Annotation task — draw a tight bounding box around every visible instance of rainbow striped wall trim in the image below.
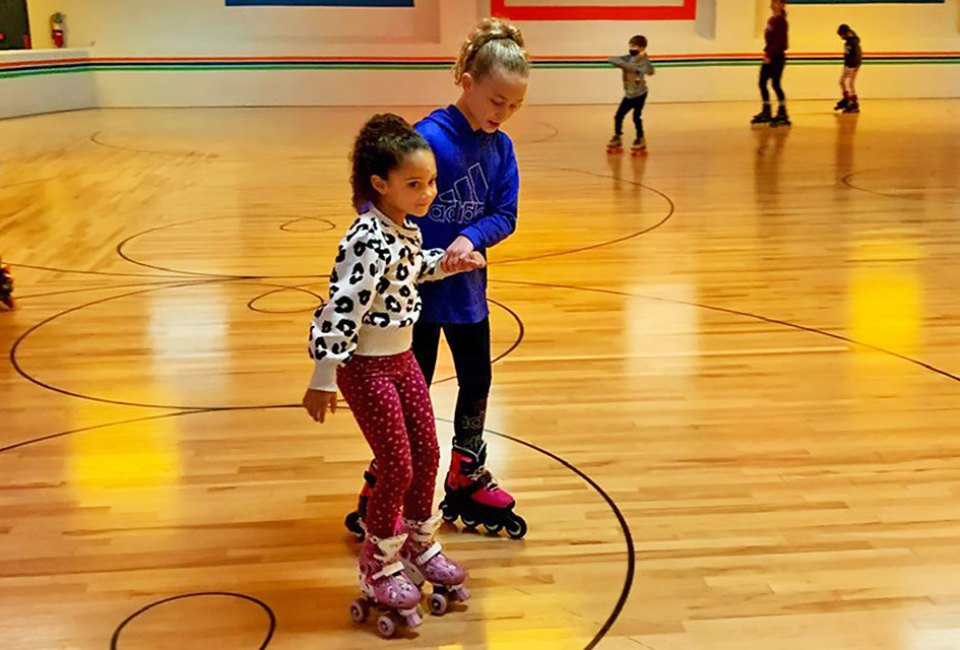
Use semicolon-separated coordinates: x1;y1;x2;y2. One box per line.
2;53;959;79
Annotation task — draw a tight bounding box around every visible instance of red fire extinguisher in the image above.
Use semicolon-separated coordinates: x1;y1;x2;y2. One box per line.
50;12;65;48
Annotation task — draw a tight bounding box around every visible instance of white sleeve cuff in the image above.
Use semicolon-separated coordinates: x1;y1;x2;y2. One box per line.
309;361;338;392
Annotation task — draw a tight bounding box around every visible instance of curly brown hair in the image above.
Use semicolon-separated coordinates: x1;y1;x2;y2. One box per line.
350;113;431;213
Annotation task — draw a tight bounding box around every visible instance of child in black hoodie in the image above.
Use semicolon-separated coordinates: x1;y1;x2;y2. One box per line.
836;24;863;113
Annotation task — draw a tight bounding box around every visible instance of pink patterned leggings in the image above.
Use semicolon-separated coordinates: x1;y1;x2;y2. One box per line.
337;350;440;539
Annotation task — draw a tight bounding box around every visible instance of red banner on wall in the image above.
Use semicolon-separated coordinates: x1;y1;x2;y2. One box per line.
490;0;697;20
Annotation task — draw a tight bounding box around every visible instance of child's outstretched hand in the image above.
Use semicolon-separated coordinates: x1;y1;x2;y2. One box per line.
437;238;485;273
303;388;337;423
441;235;476;273
459;251;486;271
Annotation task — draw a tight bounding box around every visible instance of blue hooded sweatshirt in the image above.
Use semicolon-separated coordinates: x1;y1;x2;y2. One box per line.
414;105;520;324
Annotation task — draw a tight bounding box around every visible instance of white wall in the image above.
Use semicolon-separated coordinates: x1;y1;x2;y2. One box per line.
27;0;958;56
9;0;960;114
25;0;471;53
0;49;96;119
512;0;960;55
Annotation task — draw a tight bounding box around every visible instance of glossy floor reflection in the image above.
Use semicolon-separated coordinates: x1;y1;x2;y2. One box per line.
1;100;959;649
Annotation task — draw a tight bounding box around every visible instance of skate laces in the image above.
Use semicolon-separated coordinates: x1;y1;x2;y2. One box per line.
470;465;500;492
452;444;501;492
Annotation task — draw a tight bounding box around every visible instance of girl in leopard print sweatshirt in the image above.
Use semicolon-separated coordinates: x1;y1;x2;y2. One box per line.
302;114;483;620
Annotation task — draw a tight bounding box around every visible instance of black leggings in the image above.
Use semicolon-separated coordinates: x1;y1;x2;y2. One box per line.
759;56;786;103
614;93;648;138
413;318;491;396
413;318;492;449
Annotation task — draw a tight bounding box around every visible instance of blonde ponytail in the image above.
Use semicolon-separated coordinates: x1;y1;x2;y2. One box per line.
453;18;530;85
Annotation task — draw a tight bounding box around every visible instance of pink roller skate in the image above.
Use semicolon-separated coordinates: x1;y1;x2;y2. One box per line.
349;533;424;638
0;259;14;310
401;514;469;616
440;443;527;539
344;460;377;540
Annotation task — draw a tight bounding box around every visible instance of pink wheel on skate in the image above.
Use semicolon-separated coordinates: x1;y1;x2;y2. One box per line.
349;599;369;623
429;592;449;616
376;614;397;638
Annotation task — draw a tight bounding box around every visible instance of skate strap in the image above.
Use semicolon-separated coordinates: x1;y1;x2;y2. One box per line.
406;513;443;542
372;561;405;581
371;533;407;565
420;513;443;535
415;541;443;566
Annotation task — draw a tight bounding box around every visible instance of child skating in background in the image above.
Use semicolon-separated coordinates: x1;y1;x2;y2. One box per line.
752;0;791;127
0;258;13;310
344;17;531;542
607;35;655;154
302;113;483;638
835;24;862;114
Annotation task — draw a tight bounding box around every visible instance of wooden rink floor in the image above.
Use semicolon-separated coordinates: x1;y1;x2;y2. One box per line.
1;99;960;649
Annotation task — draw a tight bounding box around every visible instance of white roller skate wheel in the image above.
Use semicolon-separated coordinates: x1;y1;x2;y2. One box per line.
440;505;458;524
376;613;397;638
429;592;449;616
349;599;369;624
506;515;528;540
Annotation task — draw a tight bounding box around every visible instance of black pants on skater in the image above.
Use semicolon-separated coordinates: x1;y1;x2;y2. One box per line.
759;56;786;103
412;318;491;453
614;93;648;139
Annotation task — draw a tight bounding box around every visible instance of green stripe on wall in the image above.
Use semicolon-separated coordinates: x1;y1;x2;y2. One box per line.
3;57;959;79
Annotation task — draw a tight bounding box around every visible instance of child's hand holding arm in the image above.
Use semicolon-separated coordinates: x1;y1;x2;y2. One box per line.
457;251;486;272
419;246;485;281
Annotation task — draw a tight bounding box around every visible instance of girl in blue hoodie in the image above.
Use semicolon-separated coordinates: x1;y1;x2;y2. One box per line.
344;18;530;541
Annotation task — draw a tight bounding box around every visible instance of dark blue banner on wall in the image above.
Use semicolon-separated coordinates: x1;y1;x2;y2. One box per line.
226;0;413;6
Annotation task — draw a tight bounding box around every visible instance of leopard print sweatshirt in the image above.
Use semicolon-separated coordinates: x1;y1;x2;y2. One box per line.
308;205;456;392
